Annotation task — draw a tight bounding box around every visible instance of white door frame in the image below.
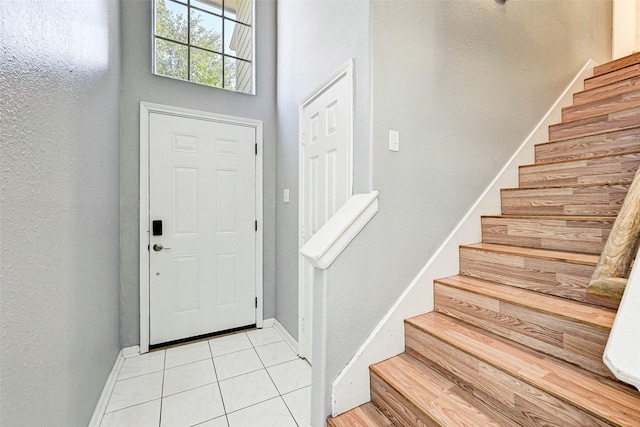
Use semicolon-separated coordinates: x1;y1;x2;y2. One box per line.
298;60;354;361
139;102;264;354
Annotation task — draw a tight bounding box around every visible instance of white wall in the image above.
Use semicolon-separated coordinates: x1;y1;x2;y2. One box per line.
278;0;613;422
276;0;371;341
0;0;121;425
119;0;277;347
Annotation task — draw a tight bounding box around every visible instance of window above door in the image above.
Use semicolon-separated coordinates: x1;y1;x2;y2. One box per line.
153;0;254;94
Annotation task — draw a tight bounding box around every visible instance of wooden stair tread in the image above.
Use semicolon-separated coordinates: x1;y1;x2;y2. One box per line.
407;313;640;426
520;150;640;188
371;354;506;427
482;214;616;221
436;275;615;330
460;243;599;265
503;180;633;191
524;148;640;169
551;104;640;127
562;90;640;122
535;126;640;164
574;75;640;107
549;105;640;141
538;123;640;146
327;402;393;427
593;52;640;77
501;182;630;216
585;63;640;91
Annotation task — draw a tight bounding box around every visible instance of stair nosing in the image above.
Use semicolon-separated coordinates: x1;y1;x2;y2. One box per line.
459;243;599;266
407;313;640;426
435;275;615;330
520;148;640;169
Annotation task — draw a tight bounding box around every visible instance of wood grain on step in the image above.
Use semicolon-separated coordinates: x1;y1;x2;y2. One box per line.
563;89;640;122
327;403;393;427
520;151;640;188
585;63;640;91
434;277;613;378
549;106;640;140
405;317;613;427
481;215;613;254
501;182;630;216
574;75;640;106
535;126;640;164
406;313;640;427
371;354;506;427
435;275;614;329
460;244;597;304
593;52;640;77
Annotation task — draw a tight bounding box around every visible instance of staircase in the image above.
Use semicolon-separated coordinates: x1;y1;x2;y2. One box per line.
328;54;640;426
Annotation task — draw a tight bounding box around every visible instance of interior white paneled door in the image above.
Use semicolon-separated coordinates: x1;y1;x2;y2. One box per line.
149;112;256;345
299;65;353;363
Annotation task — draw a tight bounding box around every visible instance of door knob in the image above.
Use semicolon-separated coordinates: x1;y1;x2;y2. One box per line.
153;243;171;252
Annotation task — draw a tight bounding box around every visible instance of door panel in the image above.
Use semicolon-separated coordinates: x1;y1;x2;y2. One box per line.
299;73;352;362
149;113;256;345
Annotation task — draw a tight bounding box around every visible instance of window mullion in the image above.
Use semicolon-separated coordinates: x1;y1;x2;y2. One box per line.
187;0;191;81
222;0;226;88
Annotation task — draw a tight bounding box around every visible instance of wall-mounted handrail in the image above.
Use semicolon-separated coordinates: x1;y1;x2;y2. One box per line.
587;168;640;300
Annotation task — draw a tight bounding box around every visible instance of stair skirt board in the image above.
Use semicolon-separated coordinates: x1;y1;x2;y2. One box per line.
329;59;597;417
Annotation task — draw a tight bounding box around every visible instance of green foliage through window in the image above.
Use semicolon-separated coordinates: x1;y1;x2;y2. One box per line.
154;0;253;94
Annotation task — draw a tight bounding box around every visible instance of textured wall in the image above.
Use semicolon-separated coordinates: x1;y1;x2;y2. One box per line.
277;0;613;419
119;0;277;347
0;0;121;425
276;0;371;340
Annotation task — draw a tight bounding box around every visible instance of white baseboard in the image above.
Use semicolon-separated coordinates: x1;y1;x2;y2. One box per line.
330;60;597;416
88;349;125;427
274;319;300;354
122;345;140;358
262;317;275;327
263;317;299;354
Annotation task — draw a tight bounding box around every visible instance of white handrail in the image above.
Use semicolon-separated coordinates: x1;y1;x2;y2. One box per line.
603;245;640;391
300;191;378;270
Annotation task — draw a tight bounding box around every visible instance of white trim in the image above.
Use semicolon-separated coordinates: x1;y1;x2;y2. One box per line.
122;345;141;359
88;350;125;427
330;60;597;416
139;102;264;354
262;318;275;327
298;59;355;361
273;318;299;354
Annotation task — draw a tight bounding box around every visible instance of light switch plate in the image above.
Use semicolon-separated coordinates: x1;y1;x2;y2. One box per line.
389;130;400;152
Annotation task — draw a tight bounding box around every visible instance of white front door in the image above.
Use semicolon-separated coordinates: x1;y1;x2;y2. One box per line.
149;112;257;345
299;63;353;362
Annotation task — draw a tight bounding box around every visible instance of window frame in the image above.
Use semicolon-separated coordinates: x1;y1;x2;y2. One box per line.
152;0;256;95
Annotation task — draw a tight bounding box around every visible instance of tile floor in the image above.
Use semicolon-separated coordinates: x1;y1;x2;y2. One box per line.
99;327;311;427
